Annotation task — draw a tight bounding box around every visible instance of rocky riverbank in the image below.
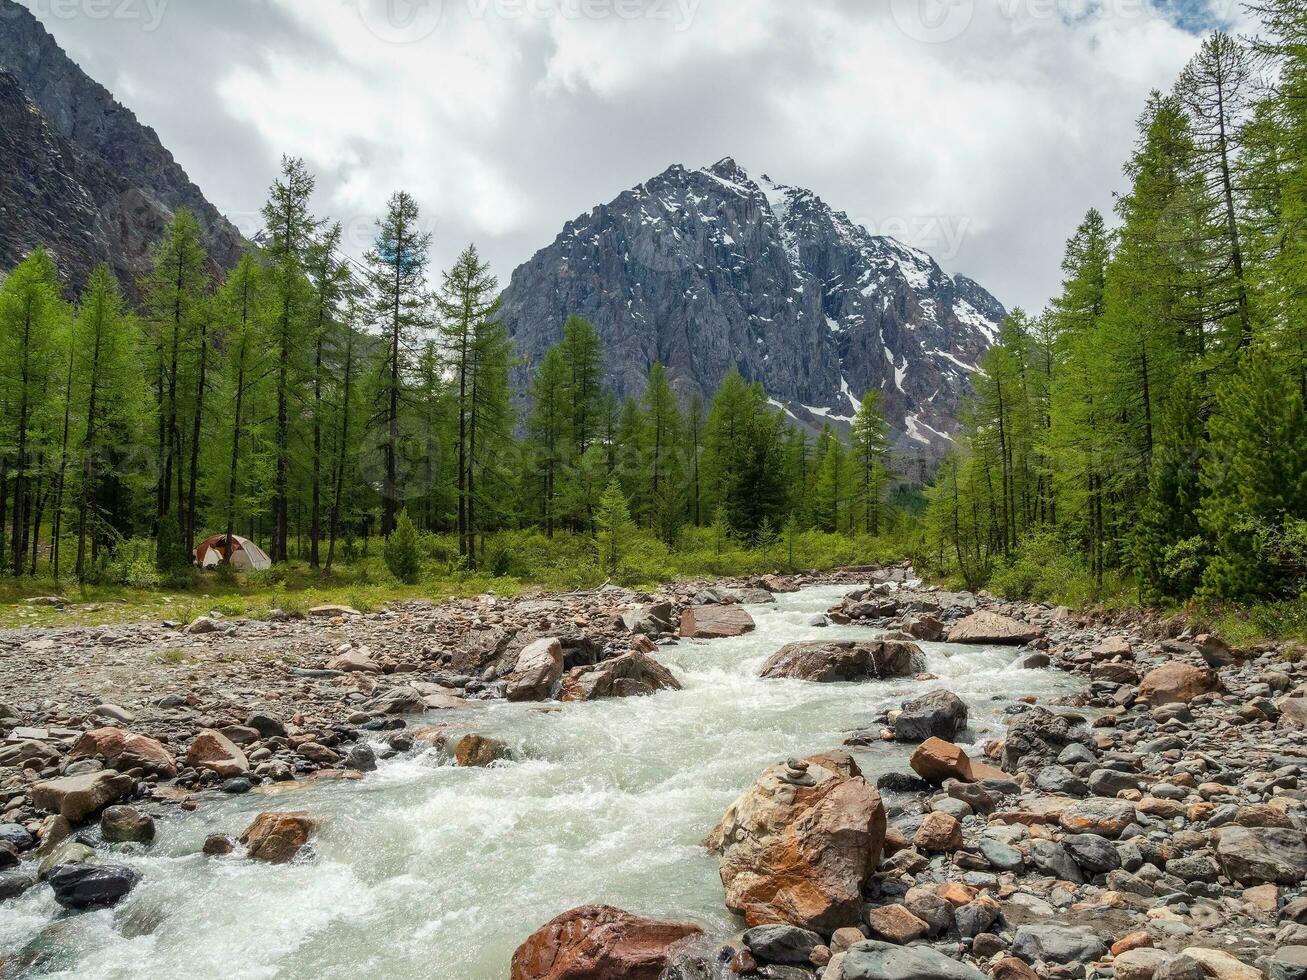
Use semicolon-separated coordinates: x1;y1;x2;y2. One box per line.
507;581;1307;980
4;570;1307;979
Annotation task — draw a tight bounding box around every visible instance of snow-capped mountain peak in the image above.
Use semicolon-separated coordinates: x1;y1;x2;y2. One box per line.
501;158;1005;459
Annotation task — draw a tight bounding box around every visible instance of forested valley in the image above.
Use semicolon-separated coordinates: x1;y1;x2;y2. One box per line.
2;8;1305;643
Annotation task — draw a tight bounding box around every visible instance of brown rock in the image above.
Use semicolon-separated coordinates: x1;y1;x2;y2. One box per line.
909;737;1007;784
505;638;565;702
239;811;318;863
187;729;249;778
1111;931;1154;955
991;957;1041;980
327;649;381;673
510;904;702;980
455;734;512;767
913;811;962;852
559;652;680;702
1059;799;1136;839
1137;662;1218;705
945;611;1041;645
867;904;929;944
759;640;923;682
679;604;755;638
70;726;177;777
707;755;886;930
32;771;134;823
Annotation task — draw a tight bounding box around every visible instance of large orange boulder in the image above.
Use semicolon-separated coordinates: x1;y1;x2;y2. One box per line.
70;727;177;777
239;811;318;863
1137;662;1218;705
706;752;886;931
510;905;703;980
909;737;1008;785
680;605;755;638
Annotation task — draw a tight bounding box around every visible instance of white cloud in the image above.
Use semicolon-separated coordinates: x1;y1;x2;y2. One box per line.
24;0;1218;310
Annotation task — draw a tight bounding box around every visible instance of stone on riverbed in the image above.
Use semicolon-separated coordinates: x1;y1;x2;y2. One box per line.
833;940;988;979
101;805;155;844
759;639;923;683
239;811;318;863
707;752;885;931
679;604;755;638
1137;661;1219;705
893;690;968;742
559;651;680;701
505;638;564;702
945;611;1041;645
1216;826;1307;885
510;904;703;980
909;738;1007;785
70;726;177;777
32;770;135;823
186;729;249;778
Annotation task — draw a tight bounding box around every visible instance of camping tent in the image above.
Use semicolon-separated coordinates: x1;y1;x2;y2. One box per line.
195;534;272;570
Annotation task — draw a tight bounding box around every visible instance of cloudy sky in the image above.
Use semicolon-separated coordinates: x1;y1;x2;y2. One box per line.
19;0;1248;311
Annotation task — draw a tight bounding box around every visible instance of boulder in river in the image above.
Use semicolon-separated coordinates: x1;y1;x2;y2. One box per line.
759;639;923;683
706;752;885;931
47;862;140;911
559;651;681;701
1136;661;1218;705
945;611;1041;645
505;638;564;702
893;690;968;742
510;904;703;980
679;604;755;638
100;805;155;844
31;770;134;823
455;734;512;767
70;727;177;777
239;811;318;863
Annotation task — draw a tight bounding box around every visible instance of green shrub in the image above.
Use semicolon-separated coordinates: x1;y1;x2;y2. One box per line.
384;511;422;584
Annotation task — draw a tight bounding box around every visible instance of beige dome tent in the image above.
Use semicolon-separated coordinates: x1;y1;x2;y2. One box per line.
195;534;272;570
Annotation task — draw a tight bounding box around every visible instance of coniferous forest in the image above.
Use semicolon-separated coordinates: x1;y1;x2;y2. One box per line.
1;7;1305;634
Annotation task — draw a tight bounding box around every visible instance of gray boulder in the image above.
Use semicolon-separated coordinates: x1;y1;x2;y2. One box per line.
1217;826;1307;885
894;690;968;742
1011;924;1107;965
742;924;822;964
836;940;988;979
47;862;140;910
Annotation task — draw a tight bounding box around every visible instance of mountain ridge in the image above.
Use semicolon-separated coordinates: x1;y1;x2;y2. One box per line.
0;0;241;291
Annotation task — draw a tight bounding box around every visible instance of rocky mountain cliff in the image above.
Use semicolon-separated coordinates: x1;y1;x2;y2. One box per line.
0;0;240;292
501;158;1005;462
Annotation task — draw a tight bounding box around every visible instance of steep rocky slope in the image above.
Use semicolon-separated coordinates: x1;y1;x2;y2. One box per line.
0;0;240;291
501;158;1005;460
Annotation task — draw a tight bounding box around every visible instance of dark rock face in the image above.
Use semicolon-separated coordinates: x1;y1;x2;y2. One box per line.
47;862;140;911
0;0;241;293
501;157;1004;461
894;690;968;742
